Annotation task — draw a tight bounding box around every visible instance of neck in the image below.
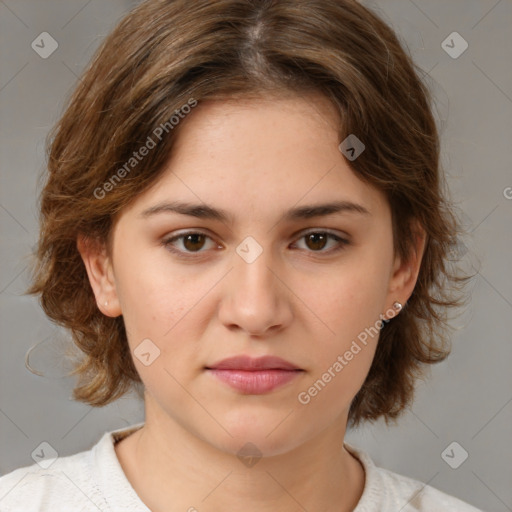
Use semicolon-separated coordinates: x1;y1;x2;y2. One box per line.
115;398;365;512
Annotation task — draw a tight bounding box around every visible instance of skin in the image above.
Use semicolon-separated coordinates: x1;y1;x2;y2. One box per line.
78;93;426;512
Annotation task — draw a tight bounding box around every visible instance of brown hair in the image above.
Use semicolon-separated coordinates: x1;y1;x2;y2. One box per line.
28;0;471;428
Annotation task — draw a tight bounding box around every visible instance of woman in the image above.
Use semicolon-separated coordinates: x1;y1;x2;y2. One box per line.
0;0;481;510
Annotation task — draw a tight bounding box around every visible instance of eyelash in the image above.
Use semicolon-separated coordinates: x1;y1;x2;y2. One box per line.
161;230;350;259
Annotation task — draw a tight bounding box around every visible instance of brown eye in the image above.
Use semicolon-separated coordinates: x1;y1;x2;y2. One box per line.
305;232;329;251
182;233;206;252
293;231;350;254
162;231;217;256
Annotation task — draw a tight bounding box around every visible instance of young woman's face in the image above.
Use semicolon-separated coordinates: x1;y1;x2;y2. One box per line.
99;94;416;455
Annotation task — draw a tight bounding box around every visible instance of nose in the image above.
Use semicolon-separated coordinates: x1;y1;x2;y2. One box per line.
217;247;293;337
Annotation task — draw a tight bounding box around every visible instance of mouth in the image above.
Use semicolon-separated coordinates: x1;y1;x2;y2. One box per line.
206;355;302;371
205;355;304;394
205;369;303;394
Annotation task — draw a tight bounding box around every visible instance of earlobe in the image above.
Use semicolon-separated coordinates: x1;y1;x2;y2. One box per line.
76;234;122;317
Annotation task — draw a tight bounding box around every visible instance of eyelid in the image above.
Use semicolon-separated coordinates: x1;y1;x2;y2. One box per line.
296;227;350;241
162;228;351;257
290;229;350;253
162;230;220;253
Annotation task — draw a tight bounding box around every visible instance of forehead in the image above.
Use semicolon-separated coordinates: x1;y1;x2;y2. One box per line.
171;93;342;158
120;94;388;222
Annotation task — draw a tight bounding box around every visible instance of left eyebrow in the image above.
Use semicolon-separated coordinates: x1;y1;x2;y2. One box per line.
138;199;371;224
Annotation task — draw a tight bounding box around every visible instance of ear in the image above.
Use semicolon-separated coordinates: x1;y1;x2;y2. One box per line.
77;233;122;317
385;220;427;317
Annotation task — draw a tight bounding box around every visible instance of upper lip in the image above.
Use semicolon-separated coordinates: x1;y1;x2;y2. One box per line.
206;355;302;371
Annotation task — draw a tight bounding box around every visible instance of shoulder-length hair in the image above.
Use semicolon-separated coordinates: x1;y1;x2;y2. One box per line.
28;0;470;428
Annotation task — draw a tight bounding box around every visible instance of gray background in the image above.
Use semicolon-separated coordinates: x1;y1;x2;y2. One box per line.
0;1;511;510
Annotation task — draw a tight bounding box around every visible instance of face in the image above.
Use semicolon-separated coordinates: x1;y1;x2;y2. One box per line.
80;94;422;456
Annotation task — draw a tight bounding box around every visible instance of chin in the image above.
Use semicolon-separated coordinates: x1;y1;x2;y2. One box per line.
203;410;312;458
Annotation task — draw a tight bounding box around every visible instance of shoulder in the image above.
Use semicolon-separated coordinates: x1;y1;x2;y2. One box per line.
344;442;484;512
0;423;146;512
0;446;106;512
377;465;483;511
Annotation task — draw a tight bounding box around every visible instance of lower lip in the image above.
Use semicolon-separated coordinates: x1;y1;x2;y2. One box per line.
206;369;302;394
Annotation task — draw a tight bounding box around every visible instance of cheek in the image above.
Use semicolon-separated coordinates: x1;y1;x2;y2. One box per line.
114;264;204;393
113;250;217;375
303;247;392;381
315;258;390;333
296;270;386;415
113;240;191;326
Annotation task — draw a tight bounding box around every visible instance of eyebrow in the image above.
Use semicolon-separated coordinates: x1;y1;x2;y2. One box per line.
139;199;370;223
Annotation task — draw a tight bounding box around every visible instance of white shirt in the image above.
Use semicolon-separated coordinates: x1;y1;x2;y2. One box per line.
0;423;483;511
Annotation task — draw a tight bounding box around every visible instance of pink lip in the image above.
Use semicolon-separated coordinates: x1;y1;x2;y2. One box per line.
207;355;301;371
205;355;303;394
208;369;301;393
